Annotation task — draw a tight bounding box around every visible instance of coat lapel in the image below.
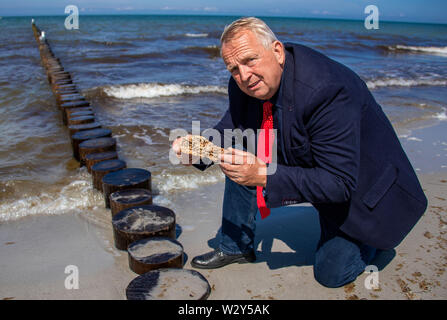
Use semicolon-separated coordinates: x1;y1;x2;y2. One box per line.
275;49;295;166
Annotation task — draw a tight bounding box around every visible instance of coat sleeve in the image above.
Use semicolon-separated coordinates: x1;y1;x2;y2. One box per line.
265;84;362;207
192;108;235;171
193;78;239;171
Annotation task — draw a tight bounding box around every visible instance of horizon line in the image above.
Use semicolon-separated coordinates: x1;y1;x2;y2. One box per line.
1;12;446;26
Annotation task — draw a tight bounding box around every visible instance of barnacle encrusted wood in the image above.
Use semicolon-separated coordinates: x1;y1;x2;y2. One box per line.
179;135;224;162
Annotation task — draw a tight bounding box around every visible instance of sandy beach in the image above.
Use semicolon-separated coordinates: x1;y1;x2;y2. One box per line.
1;150;446;300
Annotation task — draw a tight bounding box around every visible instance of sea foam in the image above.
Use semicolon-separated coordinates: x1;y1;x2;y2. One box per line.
388;45;447;56
0;178;103;222
434;108;447;121
153;169;224;194
185;33;208;37
102;83;226;99
366;77;447;89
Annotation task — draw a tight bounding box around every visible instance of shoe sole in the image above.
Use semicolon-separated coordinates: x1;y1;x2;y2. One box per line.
191;257;255;269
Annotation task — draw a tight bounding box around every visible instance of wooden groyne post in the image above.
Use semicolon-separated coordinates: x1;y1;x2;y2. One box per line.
31;20;210;300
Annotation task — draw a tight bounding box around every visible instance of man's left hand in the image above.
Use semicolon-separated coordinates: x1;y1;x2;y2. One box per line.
219;148;267;187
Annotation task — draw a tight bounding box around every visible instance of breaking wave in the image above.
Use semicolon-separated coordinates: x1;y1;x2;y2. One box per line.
384;45;447;56
154;169;224;194
0;172;103;222
185;33;208;37
434;107;447;121
366;77;447;89
101;82;227;99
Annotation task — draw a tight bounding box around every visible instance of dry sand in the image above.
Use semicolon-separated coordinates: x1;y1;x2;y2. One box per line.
1;171;446;300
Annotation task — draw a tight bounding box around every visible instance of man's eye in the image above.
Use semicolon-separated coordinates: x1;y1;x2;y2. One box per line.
247;58;257;65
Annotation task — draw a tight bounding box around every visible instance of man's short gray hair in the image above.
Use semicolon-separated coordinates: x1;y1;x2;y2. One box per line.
220;17;278;50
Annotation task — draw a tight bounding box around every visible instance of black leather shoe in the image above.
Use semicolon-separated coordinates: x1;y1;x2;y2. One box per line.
191;248;256;269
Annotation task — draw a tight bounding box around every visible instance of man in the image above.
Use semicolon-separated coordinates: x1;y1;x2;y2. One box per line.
172;17;427;288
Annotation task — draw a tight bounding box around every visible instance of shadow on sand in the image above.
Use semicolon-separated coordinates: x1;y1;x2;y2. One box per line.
207;205;322;270
206;205;396;271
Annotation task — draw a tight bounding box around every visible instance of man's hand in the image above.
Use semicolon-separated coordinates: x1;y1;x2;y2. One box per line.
219;148;267;187
172;136;193;166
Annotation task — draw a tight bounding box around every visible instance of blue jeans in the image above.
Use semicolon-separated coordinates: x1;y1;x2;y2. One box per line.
219;176;377;288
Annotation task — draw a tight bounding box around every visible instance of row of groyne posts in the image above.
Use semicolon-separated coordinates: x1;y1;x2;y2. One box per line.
31;21;211;300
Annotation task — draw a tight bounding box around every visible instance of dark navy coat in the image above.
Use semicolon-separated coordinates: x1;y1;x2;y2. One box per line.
199;43;427;250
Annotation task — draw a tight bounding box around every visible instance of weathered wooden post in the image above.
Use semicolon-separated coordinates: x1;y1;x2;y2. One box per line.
68;122;102;136
78;137;117;166
102;168;151;208
85;151;118;173
126;269;211;300
71;128;112;161
111;204;175;250
109;188;153;217
127;237;183;274
91;159;127;191
67;115;95;126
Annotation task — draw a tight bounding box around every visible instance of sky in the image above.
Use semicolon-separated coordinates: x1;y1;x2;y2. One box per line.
1;0;446;24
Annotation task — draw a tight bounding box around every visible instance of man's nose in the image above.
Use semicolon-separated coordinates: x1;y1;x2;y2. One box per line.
239;65;251;82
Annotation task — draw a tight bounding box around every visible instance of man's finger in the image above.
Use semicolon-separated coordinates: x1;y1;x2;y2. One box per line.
221;153;248;165
227;147;249;156
220;166;240;181
219;162;240;172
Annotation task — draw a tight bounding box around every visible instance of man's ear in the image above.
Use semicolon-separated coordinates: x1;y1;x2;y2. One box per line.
272;40;285;66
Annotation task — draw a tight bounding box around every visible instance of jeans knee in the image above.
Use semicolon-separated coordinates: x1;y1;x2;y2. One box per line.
313;260;349;288
313;237;366;288
313;265;350;288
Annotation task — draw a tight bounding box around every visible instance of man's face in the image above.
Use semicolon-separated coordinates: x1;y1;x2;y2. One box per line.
221;30;285;100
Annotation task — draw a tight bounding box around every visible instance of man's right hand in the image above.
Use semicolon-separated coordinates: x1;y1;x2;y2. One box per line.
172;136;193;166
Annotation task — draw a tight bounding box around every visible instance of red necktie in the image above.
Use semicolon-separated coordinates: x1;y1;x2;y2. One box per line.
257;101;274;219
